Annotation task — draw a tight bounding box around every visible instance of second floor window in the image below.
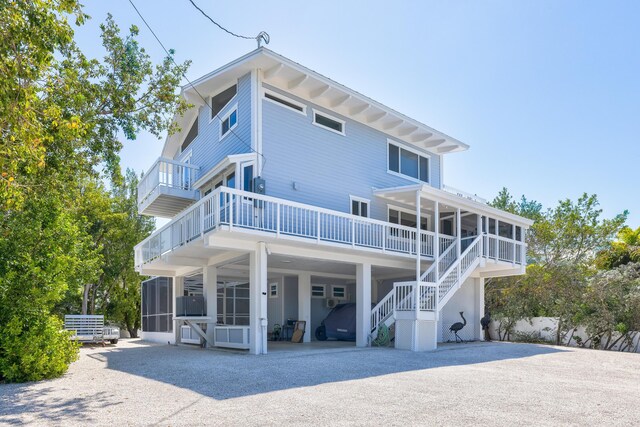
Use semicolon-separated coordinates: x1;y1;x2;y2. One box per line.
388;142;429;183
211;84;237;119
313;110;345;135
181;117;198;152
221;109;237;139
350;197;369;217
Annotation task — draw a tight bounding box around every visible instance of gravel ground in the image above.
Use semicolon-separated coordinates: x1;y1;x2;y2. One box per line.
1;339;639;426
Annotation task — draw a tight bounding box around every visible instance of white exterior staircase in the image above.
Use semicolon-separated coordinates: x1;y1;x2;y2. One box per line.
370;234;484;338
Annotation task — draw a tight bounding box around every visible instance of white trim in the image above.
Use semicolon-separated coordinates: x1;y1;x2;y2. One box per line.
208;83;238;124
219;104;239;140
349;195;370;218
263;88;307;115
192;153;257;190
311;284;326;298
387;139;430;184
312;108;346;136
268;282;278;298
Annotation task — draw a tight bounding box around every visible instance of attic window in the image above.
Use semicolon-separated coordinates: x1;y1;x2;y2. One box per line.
264;90;306;114
211;84;237;119
181;117;198;152
312;110;345;135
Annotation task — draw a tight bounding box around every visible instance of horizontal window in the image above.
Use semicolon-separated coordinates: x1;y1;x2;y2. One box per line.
311;285;326;298
388;208;428;230
211;84;237;119
312;110;345;135
388;142;429;183
220;108;238;139
332;286;346;299
264;90;306;114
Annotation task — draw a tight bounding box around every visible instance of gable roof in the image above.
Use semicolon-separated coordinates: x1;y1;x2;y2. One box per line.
163;48;469;158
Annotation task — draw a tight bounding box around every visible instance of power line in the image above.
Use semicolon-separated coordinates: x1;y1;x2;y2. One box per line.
127;0;266;173
188;0;250;39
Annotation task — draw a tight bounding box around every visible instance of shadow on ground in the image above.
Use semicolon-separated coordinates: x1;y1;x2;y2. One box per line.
0;388;119;425
100;340;565;400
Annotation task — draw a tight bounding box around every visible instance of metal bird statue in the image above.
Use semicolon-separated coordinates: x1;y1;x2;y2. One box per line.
449;311;467;343
481;310;492;341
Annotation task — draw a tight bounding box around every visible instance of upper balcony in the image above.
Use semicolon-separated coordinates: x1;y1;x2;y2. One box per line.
138;158;201;218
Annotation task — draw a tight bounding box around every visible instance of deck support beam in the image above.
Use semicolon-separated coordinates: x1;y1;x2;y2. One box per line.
356;263;372;347
297;272;312;343
249;242;268;354
203;265;217;347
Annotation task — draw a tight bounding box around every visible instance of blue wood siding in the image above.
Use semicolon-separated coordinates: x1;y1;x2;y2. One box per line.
261;84;442;222
175;73;253;175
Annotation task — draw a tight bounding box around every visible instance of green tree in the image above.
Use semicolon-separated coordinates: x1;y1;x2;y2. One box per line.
0;1;188;382
577;263;640;351
486;190;628;344
595;226;640;270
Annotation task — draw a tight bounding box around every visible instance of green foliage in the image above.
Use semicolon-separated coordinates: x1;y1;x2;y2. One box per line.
595;227;640;270
577;263;640;351
0;1;187;381
486;189;629;344
0;315;79;382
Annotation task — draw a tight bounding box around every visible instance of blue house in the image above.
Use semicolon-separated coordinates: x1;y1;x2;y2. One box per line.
135;48;532;353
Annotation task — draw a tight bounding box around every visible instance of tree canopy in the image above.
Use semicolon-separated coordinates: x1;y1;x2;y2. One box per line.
0;0;188;382
486;188;635;348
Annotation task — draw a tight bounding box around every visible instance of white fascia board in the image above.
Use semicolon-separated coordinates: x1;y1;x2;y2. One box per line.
168;48;469;158
192;153;257;189
258;48;470;153
373;184;535;227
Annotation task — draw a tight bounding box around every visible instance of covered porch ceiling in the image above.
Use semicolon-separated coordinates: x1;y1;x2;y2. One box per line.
374;184;534;227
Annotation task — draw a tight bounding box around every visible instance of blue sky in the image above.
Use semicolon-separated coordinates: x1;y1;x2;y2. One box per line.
74;1;639;226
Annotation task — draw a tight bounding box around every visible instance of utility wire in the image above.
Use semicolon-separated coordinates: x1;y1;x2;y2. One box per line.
127;0;266;173
187;0;254;40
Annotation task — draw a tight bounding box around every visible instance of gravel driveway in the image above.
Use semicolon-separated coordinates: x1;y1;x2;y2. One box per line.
1;339;639;426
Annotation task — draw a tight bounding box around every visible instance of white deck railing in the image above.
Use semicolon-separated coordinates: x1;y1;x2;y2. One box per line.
441;185;487;204
135;187;446;267
137;157;200;207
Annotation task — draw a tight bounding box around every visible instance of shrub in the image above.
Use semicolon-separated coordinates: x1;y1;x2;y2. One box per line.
0;314;79;383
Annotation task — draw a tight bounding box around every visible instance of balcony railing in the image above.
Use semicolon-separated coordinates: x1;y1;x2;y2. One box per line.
135;187;457;268
138;157;200;208
442;184;487;204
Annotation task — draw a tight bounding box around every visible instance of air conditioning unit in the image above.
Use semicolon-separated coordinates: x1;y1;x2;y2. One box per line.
326;298;338;309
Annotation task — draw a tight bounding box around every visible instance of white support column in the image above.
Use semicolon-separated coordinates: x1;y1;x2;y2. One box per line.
202;265;217;347
456;208;461;258
476;277;485;341
249;243;268;354
414;190;421;319
297;272;311;343
173;276;184;345
434;202;440;280
356;263;372;347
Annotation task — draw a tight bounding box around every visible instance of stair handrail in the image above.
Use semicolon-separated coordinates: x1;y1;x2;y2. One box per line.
420;238;457;282
370;290;395;333
436;234;483;302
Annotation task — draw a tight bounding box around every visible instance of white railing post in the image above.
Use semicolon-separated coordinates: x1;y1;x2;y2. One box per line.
317;211;321;243
276;203;281;237
512;224;516;265
229;192;234;230
495;219;499;260
214;192;220;227
200;203;204;237
351;219;355;248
